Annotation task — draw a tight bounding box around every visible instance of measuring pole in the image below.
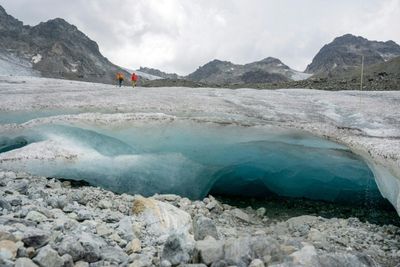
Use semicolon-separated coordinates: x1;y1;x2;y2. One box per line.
360;55;364;91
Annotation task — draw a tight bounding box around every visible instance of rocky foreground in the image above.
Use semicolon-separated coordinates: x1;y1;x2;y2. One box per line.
0;170;399;267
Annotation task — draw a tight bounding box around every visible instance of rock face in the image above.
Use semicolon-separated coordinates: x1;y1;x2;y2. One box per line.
0;5;128;84
306;34;400;75
185;57;308;85
138;67;180;80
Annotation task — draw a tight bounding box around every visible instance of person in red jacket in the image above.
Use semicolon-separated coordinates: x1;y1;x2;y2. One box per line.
131;72;138;88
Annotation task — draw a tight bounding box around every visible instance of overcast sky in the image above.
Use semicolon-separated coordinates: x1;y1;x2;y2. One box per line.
1;0;399;75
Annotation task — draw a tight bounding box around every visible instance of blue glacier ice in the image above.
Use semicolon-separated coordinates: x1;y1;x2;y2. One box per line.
0;121;386;207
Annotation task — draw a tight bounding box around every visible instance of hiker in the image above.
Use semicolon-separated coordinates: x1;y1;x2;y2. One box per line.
116;72;124;87
131;72;138;88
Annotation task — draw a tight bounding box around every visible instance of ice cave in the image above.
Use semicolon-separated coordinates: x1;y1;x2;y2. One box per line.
0;120;391;210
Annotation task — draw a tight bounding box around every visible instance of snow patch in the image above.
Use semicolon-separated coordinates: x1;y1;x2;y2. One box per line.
31;54;42;64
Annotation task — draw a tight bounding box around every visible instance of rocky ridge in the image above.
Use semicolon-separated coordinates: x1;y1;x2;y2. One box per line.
0;170;399;267
306;34;400;76
0;5;129;84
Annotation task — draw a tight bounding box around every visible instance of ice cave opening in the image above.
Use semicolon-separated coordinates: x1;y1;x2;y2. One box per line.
0;120;397;222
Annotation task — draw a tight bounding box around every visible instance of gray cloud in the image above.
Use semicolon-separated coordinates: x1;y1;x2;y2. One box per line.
1;0;399;75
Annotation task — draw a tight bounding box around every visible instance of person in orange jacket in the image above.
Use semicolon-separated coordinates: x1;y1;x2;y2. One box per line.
131;72;138;88
116;72;124;87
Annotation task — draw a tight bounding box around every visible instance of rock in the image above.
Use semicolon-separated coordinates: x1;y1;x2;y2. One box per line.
15;257;39;267
118;216;135;241
33;245;64;267
161;232;195;265
0;199;12;211
74;261;89;267
78;233;104;263
160;260;172;267
223;236;252;266
98;200;112;209
290;243;318;266
256;208;266;217
0;258;14;267
95;224;112;237
0;231;17;242
317;252;380;267
100;246;129;264
126;238;141;254
57;236;84;262
132;196;192;237
193;216;219;241
21;229;50;248
229;209;252;223
76;209;92;222
179;264;207;267
26;211;47;223
249;259;265;267
194;236;224;265
61;254;74;267
0;240;18;260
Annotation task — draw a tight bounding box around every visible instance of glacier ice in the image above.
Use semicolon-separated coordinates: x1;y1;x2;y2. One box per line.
0;121;388;208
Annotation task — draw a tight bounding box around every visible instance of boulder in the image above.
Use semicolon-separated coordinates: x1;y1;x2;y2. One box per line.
194;236;224;265
0;240;18;260
223;236;252;267
132;196;192;237
26;211;47;223
193;216;219;241
161;232;195;265
33;245;64;267
21;229;50;248
249;259;265;267
15;257;39;267
57;236;84;261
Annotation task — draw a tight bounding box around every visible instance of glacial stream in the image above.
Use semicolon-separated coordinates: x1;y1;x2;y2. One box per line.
0;119;398;223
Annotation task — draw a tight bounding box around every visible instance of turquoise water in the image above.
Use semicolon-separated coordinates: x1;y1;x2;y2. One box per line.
0;121;386;208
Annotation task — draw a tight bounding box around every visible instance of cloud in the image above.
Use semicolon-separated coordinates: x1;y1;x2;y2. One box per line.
1;0;399;75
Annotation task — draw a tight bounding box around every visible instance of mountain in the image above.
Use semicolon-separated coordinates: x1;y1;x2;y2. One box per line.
306;34;400;76
185;57;310;85
137;67;179;80
0;5;129;84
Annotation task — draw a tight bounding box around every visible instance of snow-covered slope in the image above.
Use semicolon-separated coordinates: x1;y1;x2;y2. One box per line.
0;50;40;77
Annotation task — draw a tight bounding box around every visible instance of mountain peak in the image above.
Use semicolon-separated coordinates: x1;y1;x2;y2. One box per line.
0;5;24;32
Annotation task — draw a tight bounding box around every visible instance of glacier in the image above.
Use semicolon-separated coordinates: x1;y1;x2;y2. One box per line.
0;76;400;214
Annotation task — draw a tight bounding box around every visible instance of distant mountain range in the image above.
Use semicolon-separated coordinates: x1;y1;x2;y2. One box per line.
0;4;399;89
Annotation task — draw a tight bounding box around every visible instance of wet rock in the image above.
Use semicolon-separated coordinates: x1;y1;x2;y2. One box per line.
161;232;195;265
15;257;39;267
33;245;64;267
193;216;219;240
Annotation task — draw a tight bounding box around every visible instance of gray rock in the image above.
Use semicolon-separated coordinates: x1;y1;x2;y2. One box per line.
76;209;92;222
194;236;224;265
101;246;129;264
74;261;89;267
256;208;266;217
223;236;252;267
33;245;64;267
0;199;12;211
178;264;207;267
0;258;15;267
229;209;252;223
15;257;39;267
118;216;135;241
26;211;47;223
61;254;74;267
78;232;105;263
162;232;195;265
57;236;84;261
21;229;50;248
318;252;380;267
193;216;219;241
249;259;265;267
